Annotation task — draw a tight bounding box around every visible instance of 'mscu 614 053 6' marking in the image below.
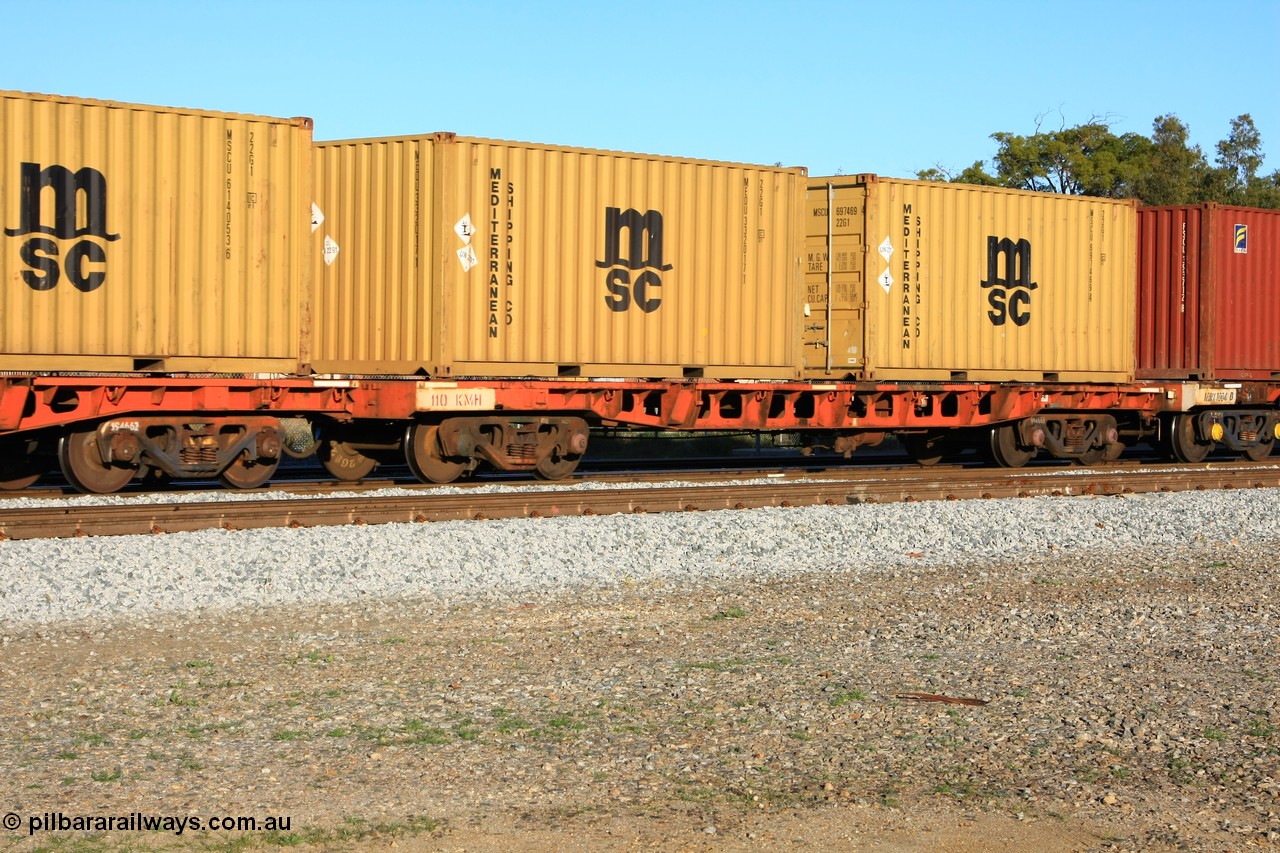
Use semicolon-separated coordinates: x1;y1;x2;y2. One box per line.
4;162;121;292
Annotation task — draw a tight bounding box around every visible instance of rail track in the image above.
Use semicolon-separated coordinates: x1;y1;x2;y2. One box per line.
2;460;1278;540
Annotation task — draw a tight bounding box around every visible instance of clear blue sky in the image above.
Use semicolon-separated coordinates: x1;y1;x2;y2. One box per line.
7;0;1278;179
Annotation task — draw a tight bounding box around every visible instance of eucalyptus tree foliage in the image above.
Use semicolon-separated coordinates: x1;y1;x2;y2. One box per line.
919;113;1279;208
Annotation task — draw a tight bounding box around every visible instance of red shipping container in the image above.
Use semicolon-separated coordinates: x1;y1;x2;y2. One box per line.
1137;204;1280;380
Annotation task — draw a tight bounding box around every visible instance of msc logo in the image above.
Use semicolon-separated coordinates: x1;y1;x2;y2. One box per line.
979;236;1038;327
4;161;120;292
1234;224;1248;254
596;207;672;313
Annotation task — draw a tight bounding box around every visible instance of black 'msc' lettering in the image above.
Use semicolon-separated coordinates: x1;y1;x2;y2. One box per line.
597;207;673;314
4;161;120;292
979;236;1038;327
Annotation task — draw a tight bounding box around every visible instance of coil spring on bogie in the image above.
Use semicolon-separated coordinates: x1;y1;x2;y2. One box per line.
505;443;538;462
181;442;219;466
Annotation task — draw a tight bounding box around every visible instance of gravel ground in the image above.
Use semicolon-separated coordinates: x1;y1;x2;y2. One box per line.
1;491;1278;851
0;488;1278;627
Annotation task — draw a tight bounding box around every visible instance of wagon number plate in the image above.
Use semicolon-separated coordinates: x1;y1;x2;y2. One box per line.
1194;387;1236;406
415;384;496;411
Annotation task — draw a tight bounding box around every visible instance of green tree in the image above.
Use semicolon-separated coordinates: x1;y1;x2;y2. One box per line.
919;113;1279;209
1210;114;1280;207
1132;114;1209;206
920;117;1149;197
916;162;1001;186
1215;114;1264;198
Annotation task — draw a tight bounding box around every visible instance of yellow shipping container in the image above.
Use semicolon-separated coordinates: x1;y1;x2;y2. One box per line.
0;90;312;372
803;175;1136;382
311;134;805;379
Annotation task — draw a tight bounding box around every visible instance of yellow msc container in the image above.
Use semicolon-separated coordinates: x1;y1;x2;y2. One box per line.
0;90;312;372
803;175;1136;382
311;134;805;379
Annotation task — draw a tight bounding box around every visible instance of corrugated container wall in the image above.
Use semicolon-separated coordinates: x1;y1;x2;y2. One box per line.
1137;204;1280;380
311;134;805;378
803;176;1137;382
0;90;312;371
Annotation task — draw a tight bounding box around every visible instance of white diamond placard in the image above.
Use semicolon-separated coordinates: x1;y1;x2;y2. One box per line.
455;214;475;244
878;237;893;262
322;235;340;266
878;268;893;294
311;203;325;233
457;245;478;272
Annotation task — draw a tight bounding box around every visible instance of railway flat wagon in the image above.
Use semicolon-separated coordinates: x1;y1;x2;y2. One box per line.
309;134;806;380
0;90;313;372
802;175;1137;383
0;91;316;492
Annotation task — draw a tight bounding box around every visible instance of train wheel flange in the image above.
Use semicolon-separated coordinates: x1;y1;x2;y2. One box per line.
902;432;950;466
1243;434;1276;462
0;438;44;490
406;424;467;484
0;469;41;491
988;424;1034;469
218;454;280;489
1165;414;1211;463
534;448;581;480
59;426;137;494
1074;446;1106;466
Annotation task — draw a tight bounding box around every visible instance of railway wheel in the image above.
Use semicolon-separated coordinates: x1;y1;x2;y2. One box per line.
987;423;1034;469
318;438;378;481
1074;446;1105;466
1243;432;1276;461
405;424;466;484
0;437;44;490
217;427;282;490
534;447;581;480
902;431;950;466
59;426;136;494
1164;414;1211;463
1075;420;1123;466
218;454;279;489
1075;440;1125;465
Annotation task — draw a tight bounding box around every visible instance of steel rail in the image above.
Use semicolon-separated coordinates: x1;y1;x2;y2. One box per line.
2;462;1278;540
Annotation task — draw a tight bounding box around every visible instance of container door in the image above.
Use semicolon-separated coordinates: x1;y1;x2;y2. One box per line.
802;183;866;377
